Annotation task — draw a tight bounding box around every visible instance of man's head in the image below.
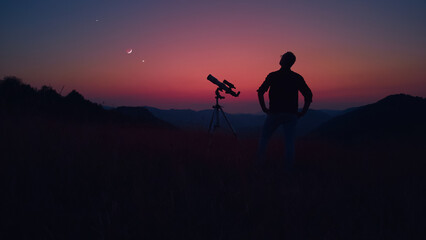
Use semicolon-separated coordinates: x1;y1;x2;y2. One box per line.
279;52;296;69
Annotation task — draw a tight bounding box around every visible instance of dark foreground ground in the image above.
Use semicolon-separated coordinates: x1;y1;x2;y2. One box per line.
1;116;425;240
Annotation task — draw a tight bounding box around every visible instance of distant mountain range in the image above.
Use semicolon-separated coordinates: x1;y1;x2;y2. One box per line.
2;76;424;145
142;94;425;142
145;107;338;137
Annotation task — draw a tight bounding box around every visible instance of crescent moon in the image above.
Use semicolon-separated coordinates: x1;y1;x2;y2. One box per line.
126;49;133;54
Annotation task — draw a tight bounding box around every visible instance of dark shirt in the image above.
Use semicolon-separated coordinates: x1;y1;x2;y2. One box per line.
257;69;312;114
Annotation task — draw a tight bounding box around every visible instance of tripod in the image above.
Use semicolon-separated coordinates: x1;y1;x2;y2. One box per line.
208;88;237;136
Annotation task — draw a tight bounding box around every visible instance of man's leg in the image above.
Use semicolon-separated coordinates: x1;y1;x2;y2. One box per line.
282;114;298;171
257;114;281;166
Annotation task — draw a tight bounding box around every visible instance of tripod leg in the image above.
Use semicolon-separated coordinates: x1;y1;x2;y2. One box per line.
208;108;216;133
219;107;237;136
215;107;220;130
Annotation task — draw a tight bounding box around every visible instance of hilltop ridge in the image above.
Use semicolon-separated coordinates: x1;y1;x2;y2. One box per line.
308;93;426;145
0;76;169;127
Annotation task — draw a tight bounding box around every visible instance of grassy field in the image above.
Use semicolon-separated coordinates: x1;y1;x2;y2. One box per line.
1;116;425;239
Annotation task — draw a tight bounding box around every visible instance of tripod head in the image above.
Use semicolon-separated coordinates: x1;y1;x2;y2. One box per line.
215;88;225;99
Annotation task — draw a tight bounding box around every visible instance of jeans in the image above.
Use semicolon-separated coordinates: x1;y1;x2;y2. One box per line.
257;112;298;169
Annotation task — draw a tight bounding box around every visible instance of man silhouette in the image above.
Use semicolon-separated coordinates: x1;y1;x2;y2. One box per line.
257;52;312;171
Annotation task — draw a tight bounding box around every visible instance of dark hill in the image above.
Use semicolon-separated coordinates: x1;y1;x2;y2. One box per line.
0;76;169;127
308;94;426;145
113;106;167;124
146;107;213;130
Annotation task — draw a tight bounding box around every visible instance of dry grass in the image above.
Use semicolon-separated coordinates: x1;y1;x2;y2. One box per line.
0;116;425;239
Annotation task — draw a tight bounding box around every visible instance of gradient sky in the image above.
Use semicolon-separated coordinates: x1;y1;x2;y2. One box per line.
1;0;425;113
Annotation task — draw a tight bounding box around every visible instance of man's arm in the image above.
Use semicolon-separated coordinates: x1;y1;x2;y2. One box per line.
298;78;313;118
258;91;269;114
257;75;271;114
298;98;311;118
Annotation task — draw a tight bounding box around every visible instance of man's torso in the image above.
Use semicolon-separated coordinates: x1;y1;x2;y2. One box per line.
266;70;302;114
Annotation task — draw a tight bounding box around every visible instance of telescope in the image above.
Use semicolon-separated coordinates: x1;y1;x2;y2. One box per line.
207;74;240;97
